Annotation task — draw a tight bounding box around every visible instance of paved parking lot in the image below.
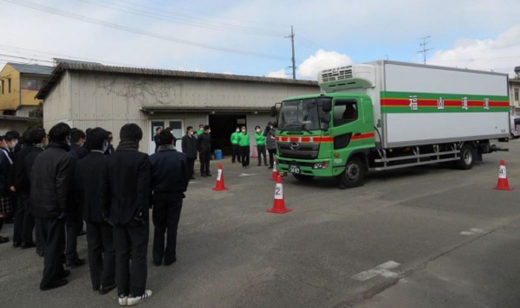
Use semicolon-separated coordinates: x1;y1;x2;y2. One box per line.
2;140;520;307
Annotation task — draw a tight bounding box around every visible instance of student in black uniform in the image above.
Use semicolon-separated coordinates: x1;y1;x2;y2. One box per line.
30;123;73;290
108;123;152;306
150;130;189;266
77;127;116;294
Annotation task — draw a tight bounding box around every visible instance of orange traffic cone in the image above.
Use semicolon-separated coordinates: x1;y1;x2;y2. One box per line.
267;175;291;214
494;160;512;191
212;163;228;191
271;158;279;181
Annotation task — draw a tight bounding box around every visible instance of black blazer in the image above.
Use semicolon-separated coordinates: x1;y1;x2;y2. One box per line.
77;151;110;224
107;141;151;226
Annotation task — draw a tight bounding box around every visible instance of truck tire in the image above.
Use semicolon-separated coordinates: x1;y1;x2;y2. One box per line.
337;157;366;189
293;174;314;182
456;144;474;170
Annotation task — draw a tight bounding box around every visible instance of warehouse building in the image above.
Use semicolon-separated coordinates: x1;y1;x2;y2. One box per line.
36;61;318;154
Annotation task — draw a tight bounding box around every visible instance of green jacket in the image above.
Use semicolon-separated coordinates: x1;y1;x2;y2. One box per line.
254;132;265;146
196;129;204;136
238;132;250;147
230;131;240;145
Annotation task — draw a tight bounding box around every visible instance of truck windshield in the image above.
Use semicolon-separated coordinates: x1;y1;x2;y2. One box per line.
279;97;331;131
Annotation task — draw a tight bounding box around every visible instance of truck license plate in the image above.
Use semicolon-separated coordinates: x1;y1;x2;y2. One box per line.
290;165;300;174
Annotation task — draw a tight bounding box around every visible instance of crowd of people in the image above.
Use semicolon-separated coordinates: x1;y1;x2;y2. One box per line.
0;123;189;306
0;120;277;306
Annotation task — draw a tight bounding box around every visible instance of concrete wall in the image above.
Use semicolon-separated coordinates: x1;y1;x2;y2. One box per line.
42;71;318;152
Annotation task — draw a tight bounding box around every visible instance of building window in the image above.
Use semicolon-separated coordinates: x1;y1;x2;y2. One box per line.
515;88;519;102
0;79;3;95
8;78;11;93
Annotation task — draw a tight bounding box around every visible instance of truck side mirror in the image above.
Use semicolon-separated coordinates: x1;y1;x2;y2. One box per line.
322;101;332;112
270;105;278;117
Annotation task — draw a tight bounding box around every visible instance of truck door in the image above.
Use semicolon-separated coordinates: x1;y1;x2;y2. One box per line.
329;98;373;166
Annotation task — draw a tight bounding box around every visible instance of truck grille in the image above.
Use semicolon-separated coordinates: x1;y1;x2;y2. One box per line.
278;142;320;159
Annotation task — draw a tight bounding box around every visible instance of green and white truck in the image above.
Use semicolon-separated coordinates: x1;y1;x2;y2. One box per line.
273;60;510;188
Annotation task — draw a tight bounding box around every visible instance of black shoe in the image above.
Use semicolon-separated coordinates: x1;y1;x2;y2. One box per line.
13;241;21;248
78;230;86;236
99;283;117;295
0;236;9;244
153;260;162;266
40;278;68;291
190;176;196;180
201;174;206;177
21;242;36;249
164;257;177;266
57;269;71;279
66;258;86;267
206;173;212;177
36;249;44;257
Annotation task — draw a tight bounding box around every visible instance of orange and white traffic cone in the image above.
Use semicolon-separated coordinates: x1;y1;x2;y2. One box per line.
271;158;279;181
267;175;291;214
494;159;512;191
212;163;228;191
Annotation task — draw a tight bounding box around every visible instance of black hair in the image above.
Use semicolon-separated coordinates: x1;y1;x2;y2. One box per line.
70;128;86;143
186;126;193;132
204;125;210;131
5;131;19;141
155;126;162;132
87;127;108;150
157;130;175;145
255;125;261;130
22;129;31;144
0;135;4;142
120;123;143;141
28;128;46;145
48;122;71;143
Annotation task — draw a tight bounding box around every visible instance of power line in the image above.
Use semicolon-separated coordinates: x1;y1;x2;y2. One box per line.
2;0;287;61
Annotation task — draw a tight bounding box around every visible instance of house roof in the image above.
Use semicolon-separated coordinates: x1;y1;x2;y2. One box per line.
36;60;318;100
7;63;54;75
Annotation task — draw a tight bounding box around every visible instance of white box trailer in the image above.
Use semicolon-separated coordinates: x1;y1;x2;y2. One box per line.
319;60;510;149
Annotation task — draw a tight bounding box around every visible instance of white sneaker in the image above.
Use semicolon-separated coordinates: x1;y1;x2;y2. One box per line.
127;290;153;306
118;295;128;306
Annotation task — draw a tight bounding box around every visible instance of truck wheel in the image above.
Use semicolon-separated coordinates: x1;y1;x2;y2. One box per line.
337;157;366;189
293;174;314;182
456;144;474;170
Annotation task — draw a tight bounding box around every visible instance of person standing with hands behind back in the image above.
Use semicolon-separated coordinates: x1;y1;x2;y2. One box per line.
238;126;250;168
181;126;197;180
108;123;152;306
265;122;277;169
197;126;212;177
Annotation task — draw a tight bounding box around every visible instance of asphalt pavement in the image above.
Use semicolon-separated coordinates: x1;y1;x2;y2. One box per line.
2;140;520;307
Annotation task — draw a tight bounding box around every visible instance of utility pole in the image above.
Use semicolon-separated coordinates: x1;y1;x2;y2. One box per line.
286;26;296;79
418;35;432;64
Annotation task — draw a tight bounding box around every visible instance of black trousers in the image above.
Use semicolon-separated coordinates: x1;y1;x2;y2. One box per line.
35;217;45;256
186;157;196;179
65;212;82;263
14;194;35;244
152;198;183;265
114;222;149;297
86;222;115;290
257;145;267;166
231;145;241;162
199;151;211;176
240;146;250;167
268;149;276;168
37;216;66;289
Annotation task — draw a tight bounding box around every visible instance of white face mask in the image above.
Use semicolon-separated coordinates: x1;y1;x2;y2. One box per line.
236;129;240;132
10;140;18;149
242;129;246;133
188;131;193;135
256;129;261;133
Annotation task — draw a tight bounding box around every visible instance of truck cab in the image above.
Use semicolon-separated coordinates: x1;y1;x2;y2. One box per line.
275;92;375;185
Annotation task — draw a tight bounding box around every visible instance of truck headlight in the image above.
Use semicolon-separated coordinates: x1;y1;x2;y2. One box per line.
313;162;329;169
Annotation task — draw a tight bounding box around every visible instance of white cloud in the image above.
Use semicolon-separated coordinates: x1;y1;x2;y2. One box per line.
428;25;520;75
265;69;289;78
297;49;353;79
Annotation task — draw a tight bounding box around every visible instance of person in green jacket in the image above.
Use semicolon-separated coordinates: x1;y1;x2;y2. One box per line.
196;124;204;136
254;125;267;166
230;126;241;163
237;126;250;168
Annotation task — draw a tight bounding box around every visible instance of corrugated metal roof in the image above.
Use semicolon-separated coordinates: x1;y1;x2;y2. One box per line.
7;63;54;75
36;60;318;99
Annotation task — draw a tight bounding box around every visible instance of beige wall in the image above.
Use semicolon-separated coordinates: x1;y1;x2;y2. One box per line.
0;64;20;111
43;71;318;152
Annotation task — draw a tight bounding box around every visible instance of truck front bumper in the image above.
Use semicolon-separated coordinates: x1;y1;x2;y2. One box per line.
276;157;344;177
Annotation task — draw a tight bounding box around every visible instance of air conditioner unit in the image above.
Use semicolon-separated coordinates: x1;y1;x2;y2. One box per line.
318;64;375;93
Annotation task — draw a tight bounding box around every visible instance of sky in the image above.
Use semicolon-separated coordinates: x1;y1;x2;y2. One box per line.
0;0;519;79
